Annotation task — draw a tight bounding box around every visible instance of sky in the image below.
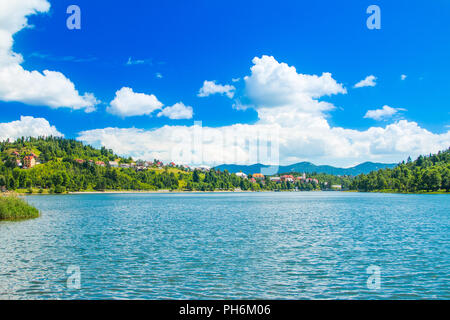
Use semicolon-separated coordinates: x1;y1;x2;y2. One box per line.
0;0;449;167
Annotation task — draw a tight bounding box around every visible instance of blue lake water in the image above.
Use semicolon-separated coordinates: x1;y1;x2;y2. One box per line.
0;192;449;299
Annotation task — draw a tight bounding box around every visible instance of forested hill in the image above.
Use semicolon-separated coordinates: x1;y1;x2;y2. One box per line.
0;137;448;194
0;137;351;193
351;148;450;192
0;136;125;164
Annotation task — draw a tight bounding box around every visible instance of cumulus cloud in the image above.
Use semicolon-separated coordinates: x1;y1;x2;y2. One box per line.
157;102;193;120
107;87;163;117
78;56;450;167
197;80;235;98
0;0;99;111
244;55;346;120
354;75;377;88
401;74;407;80
364;105;405;121
0;116;63;142
78;119;450;168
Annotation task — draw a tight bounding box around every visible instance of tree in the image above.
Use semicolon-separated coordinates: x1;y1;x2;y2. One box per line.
193;170;201;183
442;168;450;191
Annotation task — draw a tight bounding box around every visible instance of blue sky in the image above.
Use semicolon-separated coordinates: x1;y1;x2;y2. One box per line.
0;0;449;166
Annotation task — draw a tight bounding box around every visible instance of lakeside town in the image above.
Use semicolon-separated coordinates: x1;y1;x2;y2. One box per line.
2;137;448;194
2;143;343;192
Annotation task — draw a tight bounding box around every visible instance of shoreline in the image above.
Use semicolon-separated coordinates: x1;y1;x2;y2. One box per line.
12;189;449;196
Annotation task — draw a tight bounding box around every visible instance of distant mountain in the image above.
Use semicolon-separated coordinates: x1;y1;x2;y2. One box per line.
214;161;397;176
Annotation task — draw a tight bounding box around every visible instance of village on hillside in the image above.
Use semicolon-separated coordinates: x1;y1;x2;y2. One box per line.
4;148;343;191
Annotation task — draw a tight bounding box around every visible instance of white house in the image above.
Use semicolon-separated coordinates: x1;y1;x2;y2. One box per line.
235;172;248;179
109;161;119;167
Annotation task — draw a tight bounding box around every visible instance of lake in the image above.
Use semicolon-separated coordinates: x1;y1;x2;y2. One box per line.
0;192;449;299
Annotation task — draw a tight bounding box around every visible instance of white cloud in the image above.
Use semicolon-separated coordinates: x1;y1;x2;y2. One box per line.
354;75;377;88
107;87;163;117
0;0;99;112
197;80;235;98
232;78;240;82
401;74;407;80
155;72;163;79
78;56;450;167
157;102;193;120
78;119;450;168
0;116;63;142
364;105;405;121
244;55;346;119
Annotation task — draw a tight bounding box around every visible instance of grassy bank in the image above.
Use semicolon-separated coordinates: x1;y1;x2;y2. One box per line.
361;189;449;195
0;194;40;220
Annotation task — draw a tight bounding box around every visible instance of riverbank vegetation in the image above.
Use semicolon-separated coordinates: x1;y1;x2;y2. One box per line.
0;137;448;194
351;148;450;193
0;194;39;220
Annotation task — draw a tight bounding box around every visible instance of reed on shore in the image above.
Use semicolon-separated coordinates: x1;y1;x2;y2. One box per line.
0;194;39;220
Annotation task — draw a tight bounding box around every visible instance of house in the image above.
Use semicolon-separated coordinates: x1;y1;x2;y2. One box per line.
331;184;342;190
23;156;36;168
235;172;248;179
249;178;257;183
304;178;318;184
15;159;22;167
75;159;85;164
252;173;265;180
169;162;176;167
143;161;152;167
95;161;105;167
281;175;294;183
12;151;20;156
135;160;146;167
196;165;210;172
109;161;119;167
120;163;130;168
270;176;281;182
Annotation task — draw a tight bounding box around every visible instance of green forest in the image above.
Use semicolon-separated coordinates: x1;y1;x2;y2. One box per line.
351;148;450;192
0;137;448;194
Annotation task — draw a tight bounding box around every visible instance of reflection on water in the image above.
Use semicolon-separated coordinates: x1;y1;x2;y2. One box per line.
0;192;449;299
